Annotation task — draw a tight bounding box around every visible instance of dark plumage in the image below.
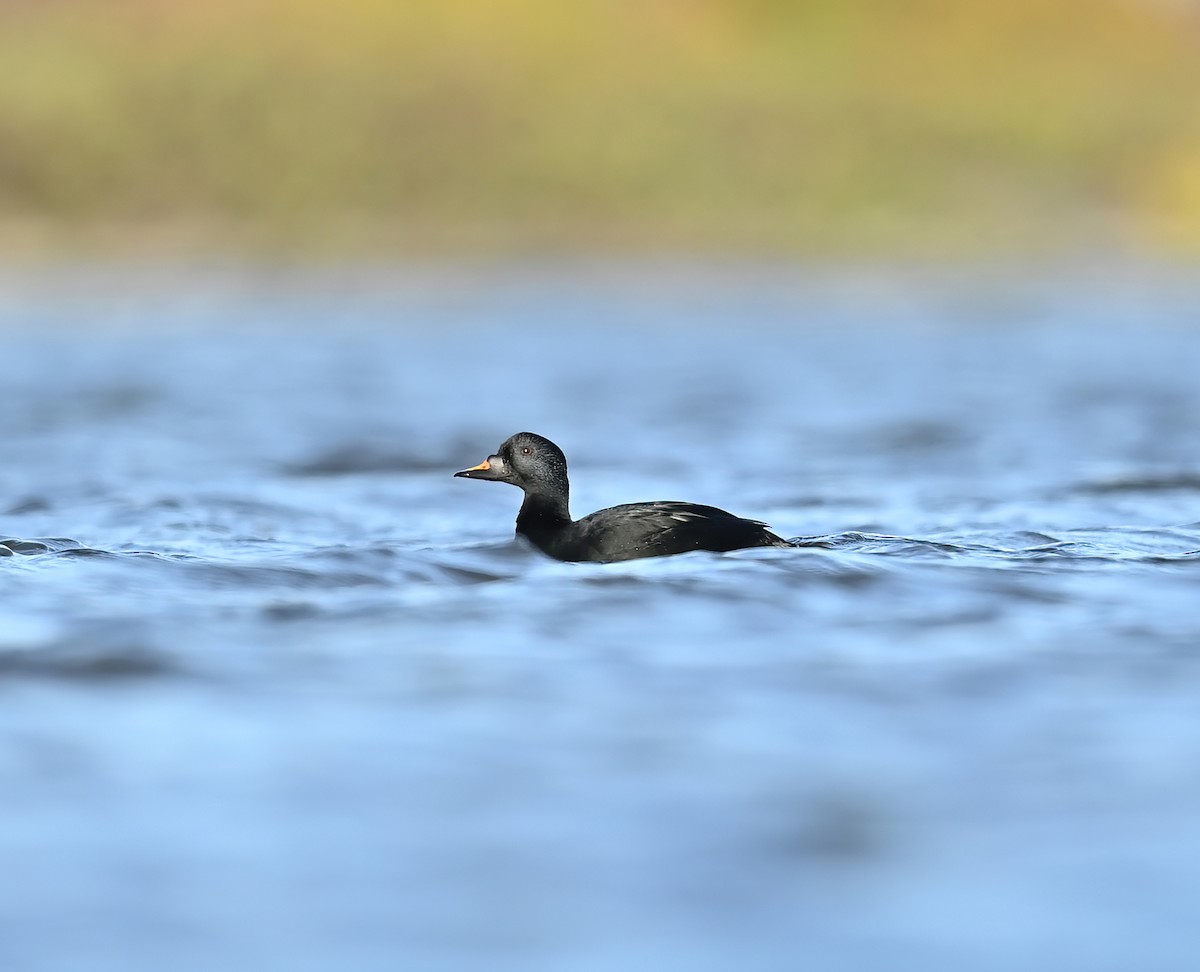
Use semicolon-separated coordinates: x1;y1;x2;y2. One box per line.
454;432;791;563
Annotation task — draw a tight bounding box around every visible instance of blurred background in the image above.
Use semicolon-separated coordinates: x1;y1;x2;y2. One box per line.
4;3;1200;972
3;0;1200;259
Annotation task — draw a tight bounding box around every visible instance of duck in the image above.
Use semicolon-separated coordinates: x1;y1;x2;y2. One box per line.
454;432;791;563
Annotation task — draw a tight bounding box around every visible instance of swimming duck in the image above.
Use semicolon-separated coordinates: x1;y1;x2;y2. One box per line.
455;432;791;563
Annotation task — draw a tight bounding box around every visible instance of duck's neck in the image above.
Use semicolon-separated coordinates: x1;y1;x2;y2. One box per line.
516;490;571;541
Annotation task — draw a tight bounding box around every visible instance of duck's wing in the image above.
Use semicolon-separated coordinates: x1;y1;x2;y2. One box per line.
570;501;787;562
607;500;772;523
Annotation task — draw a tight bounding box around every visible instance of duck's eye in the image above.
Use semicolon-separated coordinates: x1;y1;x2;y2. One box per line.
521;446;533;455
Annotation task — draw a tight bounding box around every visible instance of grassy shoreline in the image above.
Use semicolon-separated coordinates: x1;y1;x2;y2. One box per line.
3;0;1200;257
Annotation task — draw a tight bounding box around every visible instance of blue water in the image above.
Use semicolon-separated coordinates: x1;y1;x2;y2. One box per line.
2;264;1200;971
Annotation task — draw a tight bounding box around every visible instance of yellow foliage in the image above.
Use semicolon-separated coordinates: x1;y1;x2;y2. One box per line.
1;0;1199;254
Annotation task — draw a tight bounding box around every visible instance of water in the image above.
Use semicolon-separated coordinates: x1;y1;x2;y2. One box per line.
2;264;1199;971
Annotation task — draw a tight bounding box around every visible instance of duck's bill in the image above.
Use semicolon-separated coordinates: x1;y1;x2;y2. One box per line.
454;456;505;480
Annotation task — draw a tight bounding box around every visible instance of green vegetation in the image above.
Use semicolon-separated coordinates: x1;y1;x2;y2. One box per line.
2;0;1200;256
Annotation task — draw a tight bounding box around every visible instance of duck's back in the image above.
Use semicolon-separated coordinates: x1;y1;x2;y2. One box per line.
537;501;790;563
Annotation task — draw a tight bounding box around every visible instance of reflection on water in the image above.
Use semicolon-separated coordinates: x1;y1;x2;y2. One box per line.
2;265;1200;971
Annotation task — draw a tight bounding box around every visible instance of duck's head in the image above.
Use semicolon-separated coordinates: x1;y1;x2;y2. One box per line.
454;431;569;497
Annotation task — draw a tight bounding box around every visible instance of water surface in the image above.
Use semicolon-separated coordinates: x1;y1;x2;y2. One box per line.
2;264;1199;971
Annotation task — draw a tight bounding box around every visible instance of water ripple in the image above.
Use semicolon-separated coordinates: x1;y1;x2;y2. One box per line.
1;536;89;555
